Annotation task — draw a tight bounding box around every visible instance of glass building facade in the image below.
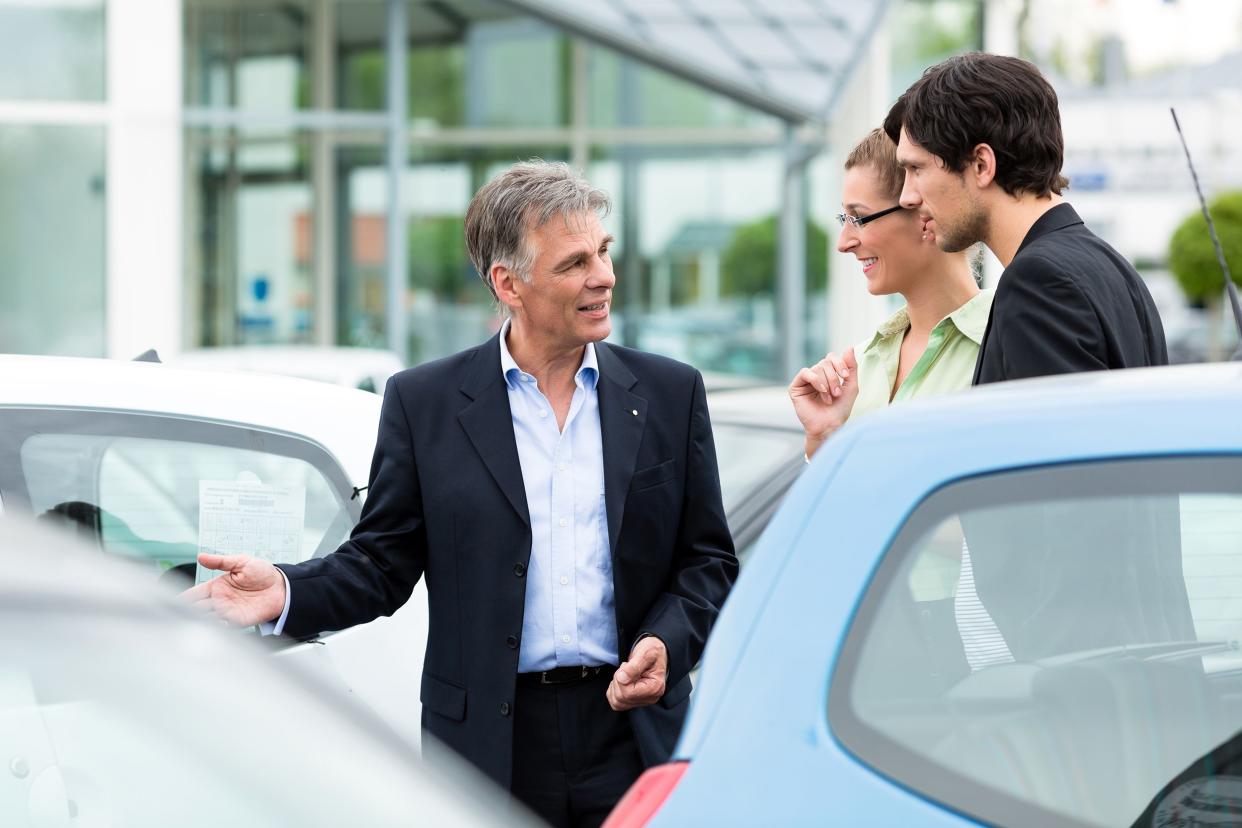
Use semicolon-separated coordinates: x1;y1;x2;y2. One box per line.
0;1;107;357
1;0;937;378
180;0;844;378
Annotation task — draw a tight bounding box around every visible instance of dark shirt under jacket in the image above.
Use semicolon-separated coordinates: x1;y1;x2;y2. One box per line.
972;203;1168;385
274;333;738;791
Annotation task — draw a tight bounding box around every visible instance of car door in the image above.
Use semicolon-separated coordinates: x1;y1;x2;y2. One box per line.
830;456;1242;828
0;404;426;746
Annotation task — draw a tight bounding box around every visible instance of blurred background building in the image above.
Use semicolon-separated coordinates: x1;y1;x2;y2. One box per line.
1;0;1239;379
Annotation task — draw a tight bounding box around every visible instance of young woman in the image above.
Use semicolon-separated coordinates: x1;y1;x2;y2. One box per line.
789;129;1013;674
790;128;991;459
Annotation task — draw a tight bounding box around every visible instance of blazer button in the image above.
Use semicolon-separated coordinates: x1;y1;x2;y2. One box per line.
513;563;526;577
506;635;518;649
500;702;511;717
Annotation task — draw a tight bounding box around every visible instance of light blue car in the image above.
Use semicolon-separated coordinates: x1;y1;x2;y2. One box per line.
610;363;1242;828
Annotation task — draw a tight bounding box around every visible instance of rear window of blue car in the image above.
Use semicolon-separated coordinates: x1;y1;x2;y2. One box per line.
829;457;1242;828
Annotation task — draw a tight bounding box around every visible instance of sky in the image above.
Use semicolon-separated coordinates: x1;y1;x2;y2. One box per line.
1025;0;1242;77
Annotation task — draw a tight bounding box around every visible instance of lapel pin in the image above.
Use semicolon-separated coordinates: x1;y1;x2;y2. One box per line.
631;409;638;416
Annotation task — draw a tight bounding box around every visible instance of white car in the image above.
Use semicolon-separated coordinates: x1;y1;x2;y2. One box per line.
0;516;530;827
0;354;427;749
172;345;405;393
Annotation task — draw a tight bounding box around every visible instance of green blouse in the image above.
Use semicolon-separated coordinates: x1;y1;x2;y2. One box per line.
849;289;995;423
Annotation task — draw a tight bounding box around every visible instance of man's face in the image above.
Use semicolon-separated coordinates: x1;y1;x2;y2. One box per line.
895;127;987;253
512;211;615;349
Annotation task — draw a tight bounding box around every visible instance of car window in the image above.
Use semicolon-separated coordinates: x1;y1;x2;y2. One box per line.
829;458;1242;828
711;423;803;514
1;408;358;585
0;606;502;827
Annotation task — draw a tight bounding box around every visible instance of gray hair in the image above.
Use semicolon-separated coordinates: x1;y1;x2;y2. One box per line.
464;160;612;298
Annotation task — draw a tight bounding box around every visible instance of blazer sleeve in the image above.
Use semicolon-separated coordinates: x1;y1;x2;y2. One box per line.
277;375;428;638
995;254;1108;380
637;370;739;689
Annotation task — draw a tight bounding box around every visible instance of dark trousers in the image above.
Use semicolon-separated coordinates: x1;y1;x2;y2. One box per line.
510;672;645;828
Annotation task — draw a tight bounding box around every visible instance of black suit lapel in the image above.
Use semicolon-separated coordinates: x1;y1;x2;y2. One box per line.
595;343;646;556
457;334;530;526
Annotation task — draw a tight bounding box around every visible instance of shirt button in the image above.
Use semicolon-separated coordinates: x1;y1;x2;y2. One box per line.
561;635;571;644
539;410;548;418
513;563;526;577
558;518;568;527
500;702;511;717
557;464;566;472
506;635;518;649
559;576;569;586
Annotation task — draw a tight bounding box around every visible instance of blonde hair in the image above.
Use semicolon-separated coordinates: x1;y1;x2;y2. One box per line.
843;128;904;202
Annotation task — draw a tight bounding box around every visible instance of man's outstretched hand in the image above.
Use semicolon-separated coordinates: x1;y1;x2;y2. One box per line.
182;553;286;628
607;636;669;712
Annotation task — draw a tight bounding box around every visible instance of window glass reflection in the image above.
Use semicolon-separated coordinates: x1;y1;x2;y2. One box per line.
0;0;105;101
0;125;105;356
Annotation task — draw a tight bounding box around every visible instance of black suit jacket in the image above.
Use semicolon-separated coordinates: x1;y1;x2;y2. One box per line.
276;334;738;788
972;203;1168;384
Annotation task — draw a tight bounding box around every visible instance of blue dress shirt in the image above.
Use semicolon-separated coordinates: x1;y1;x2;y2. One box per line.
499;320;619;672
267;321;620;669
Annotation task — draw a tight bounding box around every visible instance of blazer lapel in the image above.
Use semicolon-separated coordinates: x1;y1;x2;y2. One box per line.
595;343;647;555
457;334;530;526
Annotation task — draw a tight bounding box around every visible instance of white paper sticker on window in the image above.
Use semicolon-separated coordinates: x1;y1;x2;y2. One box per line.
196;481;306;584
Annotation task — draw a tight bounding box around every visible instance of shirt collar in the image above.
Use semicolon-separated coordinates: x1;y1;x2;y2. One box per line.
862;288;994;353
862;305;912;354
1014;202;1084;258
945;288;994;346
498;318;599;390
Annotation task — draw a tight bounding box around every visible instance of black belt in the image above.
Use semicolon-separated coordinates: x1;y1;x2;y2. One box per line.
517;665;613;687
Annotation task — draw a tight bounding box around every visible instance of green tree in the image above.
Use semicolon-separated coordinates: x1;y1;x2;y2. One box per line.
1168;190;1242;358
720;215;829;298
407;215;475;299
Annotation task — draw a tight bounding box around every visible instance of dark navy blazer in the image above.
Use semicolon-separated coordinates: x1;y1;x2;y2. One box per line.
277;334;738;788
973;203;1168;384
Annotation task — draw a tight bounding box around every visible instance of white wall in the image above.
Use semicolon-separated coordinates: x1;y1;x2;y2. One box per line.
106;0;182;360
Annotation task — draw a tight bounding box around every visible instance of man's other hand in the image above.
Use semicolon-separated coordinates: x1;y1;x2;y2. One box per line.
182;553;285;628
607;636;669;712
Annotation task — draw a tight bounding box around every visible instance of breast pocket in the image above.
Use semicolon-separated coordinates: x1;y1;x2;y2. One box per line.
629;458;676;493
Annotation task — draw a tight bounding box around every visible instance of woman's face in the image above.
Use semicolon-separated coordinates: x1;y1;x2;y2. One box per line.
837;164;937;296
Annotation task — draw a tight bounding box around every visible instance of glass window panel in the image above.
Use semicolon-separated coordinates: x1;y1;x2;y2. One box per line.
718;22;792;64
10;411;357;584
831;458;1242;828
408;42;467;128
462;20;569;128
587;48;777;129
0;0;105;101
590;148;789;380
0;125;105;356
186;129;316;346
185;0;313;110
338;144;391;349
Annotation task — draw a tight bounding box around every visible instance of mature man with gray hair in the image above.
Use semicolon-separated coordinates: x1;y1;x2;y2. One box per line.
190;160;737;827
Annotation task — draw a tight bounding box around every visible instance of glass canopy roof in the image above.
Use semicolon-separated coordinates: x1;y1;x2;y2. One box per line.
493;0;890;123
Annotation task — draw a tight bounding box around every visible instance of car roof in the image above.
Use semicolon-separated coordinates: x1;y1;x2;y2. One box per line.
0;516;527;826
174;346;404;386
707;384;803;431
0;355;382;485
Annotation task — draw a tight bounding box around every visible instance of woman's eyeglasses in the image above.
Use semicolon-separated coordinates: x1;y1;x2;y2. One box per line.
835;204;904;230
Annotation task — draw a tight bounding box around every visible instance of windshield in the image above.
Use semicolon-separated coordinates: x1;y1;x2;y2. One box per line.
0;407;359;585
830;457;1242;828
711;423;803;513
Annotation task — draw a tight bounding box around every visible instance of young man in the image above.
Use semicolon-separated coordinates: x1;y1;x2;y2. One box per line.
884;52;1168;383
189;161;737;828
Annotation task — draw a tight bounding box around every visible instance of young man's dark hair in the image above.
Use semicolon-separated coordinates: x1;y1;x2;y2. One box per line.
883;52;1069;197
